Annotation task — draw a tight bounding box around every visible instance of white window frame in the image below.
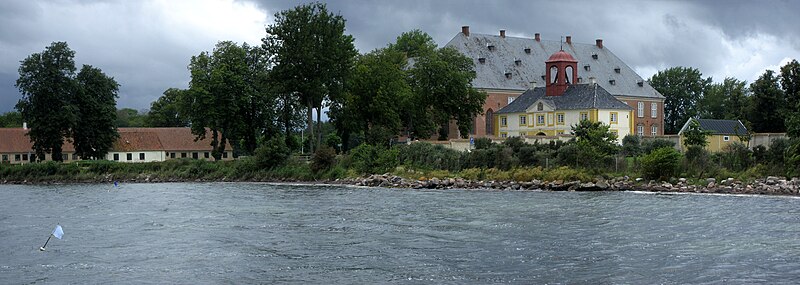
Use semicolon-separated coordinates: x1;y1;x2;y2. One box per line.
508;96;515;104
637;125;644;137
637;102;644;118
651;125;657;136
610;112;618;123
723;136;730;141
651;102;657;118
519;115;527;125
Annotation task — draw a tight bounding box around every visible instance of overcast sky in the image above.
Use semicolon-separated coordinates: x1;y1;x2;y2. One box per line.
1;0;798;114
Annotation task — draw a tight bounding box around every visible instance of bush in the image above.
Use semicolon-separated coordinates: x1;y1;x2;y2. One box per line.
642;139;676;154
640;147;681;181
720;142;752;172
621;135;641;157
473;137;493;150
311;146;337;173
345;144;398;174
254;136;291;170
396;142;463;171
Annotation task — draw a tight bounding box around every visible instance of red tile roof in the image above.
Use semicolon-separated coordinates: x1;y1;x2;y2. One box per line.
120;128;215;151
0;128;75;153
0;127;217;153
112;131;163;151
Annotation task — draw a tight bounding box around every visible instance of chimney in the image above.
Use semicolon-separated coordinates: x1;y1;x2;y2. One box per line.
23;122;27;130
535;33;541;42
596;39;603;49
500;30;506;38
462;26;470;37
565;36;572;45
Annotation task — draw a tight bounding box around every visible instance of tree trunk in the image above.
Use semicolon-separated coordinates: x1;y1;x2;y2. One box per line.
306;97;314;153
316;106;322;150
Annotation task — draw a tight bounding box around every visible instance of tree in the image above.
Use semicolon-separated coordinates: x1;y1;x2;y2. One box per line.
780;59;800;138
72;65;119;160
388;29;437;58
263;2;357;152
620;134;642;157
748;70;785;133
182;41;247;160
571;120;619;156
15;42;78;162
146;88;188;127
408;47;486;139
682;119;711;148
0;111;23;128
115;108;147;127
648;67;711;134
701;77;748;120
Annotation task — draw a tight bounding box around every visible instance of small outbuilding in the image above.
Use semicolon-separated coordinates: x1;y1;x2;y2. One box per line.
678;118;748;152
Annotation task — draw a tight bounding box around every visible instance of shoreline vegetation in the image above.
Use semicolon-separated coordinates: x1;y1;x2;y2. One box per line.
1;151;798;197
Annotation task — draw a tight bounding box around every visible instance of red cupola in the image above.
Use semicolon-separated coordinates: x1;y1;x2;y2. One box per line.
545;50;578;96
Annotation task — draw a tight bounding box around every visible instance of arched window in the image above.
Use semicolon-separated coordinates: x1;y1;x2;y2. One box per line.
565;66;574;84
485;109;494;136
550;66;558;84
537;102;543;111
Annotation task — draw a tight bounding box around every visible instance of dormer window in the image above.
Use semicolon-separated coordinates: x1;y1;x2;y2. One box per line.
514;59;522;66
637;80;644;87
478;57;486;64
591;53;598;59
614;67;621;73
609;79;616;85
537;102;544;111
524;48;531;54
577;77;583;83
487;44;496;51
505;72;512;79
584;64;590;71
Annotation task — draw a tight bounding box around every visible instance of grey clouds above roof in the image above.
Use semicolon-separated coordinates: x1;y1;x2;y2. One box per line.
497;84;632;114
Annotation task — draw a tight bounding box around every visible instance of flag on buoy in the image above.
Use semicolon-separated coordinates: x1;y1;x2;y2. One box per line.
39;224;64;251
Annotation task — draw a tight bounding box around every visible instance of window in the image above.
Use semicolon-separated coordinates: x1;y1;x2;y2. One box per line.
22;154;28;161
651;102;658;118
611;130;619;136
192;152;199;159
548;114;554;125
2;154;7;161
580;112;589;121
637;125;644;137
223;152;228;158
181;152;187;158
15;154;21;161
114;154;119;161
537;102;544;111
486;109;494;135
508;97;515;104
556;113;565;125
565;66;574;84
556;130;565;135
62;154;68;161
170;152;176;159
637;102;644;118
500;132;507;138
550;66;558;84
72;154;78;160
204;152;210;159
723;136;730;141
651;125;658;136
519;115;527;126
537;114;545;125
126;153;132;161
610;112;618;124
139;153;145;160
500;116;508;127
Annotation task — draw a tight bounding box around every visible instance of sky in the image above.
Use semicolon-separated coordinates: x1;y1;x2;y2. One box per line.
1;0;798;114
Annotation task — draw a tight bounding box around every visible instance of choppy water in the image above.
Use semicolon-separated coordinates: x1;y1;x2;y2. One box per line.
1;183;800;284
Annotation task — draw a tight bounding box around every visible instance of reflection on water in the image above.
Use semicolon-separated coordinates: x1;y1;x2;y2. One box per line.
1;183;800;284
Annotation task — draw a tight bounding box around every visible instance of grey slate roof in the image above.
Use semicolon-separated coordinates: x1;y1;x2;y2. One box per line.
445;32;664;99
496;84;632;114
683;119;748;135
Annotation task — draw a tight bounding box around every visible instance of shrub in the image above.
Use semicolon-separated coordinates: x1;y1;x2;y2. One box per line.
642;139;676;154
311;146;337;173
473;137;493;150
396;142;463;171
720;142;752;172
640;147;681;181
345;144;398;174
254;136;291;170
620;135;641;157
502;136;526;153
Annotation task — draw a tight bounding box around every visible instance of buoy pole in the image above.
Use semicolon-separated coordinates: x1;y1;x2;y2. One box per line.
39;235;52;251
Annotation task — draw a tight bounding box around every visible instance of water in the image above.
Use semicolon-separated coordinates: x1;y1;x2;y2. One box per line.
1;183;800;284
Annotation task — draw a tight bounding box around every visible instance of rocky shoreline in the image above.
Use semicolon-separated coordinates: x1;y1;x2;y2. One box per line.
3;174;799;196
344;174;800;196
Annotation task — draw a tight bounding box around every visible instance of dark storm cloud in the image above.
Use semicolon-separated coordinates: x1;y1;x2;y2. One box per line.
1;0;798;113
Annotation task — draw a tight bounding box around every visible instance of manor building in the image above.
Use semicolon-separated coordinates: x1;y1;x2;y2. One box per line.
444;26;664;138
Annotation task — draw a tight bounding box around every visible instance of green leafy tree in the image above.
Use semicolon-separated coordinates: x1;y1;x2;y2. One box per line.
388;29;437;58
146;88;188;127
115;108;147;127
701;77;749;120
648;67;711;134
682;119;711;148
620;134;642;157
571;120;619;155
780;59;800;138
237;43;275;155
748;70;785;133
263;2;357;152
640;147;681;181
0;111;23;128
409;47;486;139
15;42;78;162
72;65;119;160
